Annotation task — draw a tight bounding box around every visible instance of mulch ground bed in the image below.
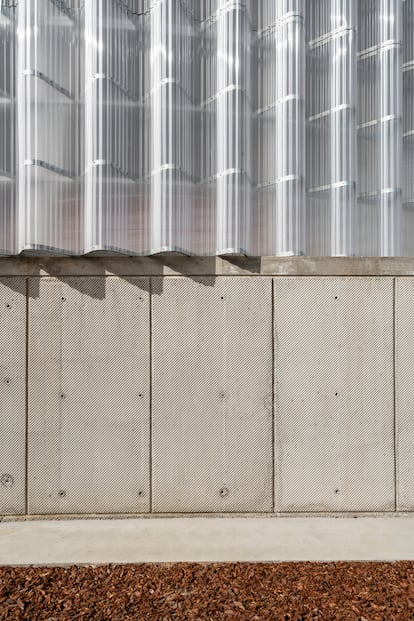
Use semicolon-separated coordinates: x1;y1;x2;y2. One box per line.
1;563;414;620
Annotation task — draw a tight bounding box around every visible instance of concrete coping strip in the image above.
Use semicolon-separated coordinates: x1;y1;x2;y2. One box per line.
0;256;413;277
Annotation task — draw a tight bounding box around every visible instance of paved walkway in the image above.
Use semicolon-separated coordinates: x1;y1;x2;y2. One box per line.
0;517;413;565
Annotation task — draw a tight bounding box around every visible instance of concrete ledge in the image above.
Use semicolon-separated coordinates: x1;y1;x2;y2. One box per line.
1;517;414;565
0;256;413;277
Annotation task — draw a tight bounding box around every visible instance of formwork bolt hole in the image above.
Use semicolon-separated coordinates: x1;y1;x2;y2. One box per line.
61;297;66;302
335;392;338;397
220;487;229;498
0;474;13;488
60;394;65;399
220;296;224;300
5;304;10;308
335;489;340;494
139;297;143;302
58;490;66;498
138;491;143;497
219;392;225;399
334;296;338;300
5;379;10;385
139;393;143;398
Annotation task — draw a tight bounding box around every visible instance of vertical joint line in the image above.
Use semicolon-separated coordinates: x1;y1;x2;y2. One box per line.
25;278;29;515
393;278;397;512
271;277;275;513
149;277;153;513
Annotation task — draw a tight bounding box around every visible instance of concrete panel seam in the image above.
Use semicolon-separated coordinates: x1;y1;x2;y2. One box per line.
149;277;153;514
394;278;398;512
25;278;29;516
271;278;275;513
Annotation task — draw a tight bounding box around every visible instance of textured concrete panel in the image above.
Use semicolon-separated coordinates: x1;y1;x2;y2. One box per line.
396;278;414;511
152;277;273;513
28;277;150;514
0;279;26;515
274;277;394;512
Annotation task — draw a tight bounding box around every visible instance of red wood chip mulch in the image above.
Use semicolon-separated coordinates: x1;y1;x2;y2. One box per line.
0;562;413;620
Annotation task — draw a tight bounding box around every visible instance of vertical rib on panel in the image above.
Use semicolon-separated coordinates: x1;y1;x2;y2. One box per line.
254;1;305;256
149;0;193;254
83;1;145;254
357;0;403;256
0;4;17;254
306;0;357;256
200;1;252;255
403;0;414;255
17;0;81;254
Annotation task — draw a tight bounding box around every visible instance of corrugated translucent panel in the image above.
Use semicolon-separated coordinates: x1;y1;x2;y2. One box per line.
0;0;412;256
403;0;414;255
0;3;16;253
306;0;357;256
83;0;146;253
357;0;403;256
254;1;305;255
16;0;81;253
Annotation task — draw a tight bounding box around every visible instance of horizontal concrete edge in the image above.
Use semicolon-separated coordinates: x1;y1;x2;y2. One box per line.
1;517;414;564
1;512;413;521
0;256;413;277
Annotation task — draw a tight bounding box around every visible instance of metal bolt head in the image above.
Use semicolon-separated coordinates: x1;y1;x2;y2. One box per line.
1;474;14;488
220;487;229;498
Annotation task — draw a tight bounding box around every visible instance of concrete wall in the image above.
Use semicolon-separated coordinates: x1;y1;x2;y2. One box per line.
0;257;414;517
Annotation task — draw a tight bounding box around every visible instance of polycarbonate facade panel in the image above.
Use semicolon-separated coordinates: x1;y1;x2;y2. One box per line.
28;276;150;514
0;0;413;255
274;277;395;512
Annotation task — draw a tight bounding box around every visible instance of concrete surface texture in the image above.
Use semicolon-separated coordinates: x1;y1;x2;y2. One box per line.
1;273;413;517
0;517;413;565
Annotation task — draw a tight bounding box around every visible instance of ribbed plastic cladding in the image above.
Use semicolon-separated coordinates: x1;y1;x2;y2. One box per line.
0;278;26;515
274;277;395;512
28;277;150;514
395;278;414;511
151;277;273;513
